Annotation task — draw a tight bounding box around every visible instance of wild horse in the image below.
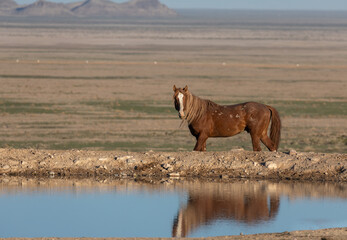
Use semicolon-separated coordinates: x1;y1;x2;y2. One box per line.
173;85;281;151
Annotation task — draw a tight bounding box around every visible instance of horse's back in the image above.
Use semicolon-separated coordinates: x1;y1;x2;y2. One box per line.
225;102;269;115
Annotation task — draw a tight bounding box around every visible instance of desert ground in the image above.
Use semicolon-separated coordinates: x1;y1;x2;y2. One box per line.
0;12;346;153
0;10;347;239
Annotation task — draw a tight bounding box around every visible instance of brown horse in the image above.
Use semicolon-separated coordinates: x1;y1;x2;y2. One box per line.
173;85;281;151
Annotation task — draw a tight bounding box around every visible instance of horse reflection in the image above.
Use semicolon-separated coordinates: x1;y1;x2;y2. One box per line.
172;185;280;237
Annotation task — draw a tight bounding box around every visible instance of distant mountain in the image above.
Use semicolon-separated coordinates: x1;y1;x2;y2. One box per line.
71;0;122;16
0;0;177;18
15;0;74;16
0;0;17;14
0;0;17;8
122;0;177;17
72;0;176;17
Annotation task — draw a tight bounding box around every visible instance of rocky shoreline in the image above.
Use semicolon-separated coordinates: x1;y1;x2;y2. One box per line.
0;148;346;181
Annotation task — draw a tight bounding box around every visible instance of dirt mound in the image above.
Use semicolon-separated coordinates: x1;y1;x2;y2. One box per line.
0;148;346;181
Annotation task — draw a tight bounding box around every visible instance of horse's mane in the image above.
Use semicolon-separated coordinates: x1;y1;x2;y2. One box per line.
183;92;216;125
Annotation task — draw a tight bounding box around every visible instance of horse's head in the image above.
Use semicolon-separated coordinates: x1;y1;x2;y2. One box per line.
173;85;190;119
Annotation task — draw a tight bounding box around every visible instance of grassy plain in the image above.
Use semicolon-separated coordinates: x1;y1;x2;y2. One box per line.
0;11;346;153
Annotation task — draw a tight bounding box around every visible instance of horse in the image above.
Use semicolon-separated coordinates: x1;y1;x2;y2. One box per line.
173;85;281;151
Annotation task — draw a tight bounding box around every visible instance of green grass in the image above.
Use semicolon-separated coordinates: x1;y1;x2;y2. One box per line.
270;100;347;117
83;100;175;115
0;100;63;114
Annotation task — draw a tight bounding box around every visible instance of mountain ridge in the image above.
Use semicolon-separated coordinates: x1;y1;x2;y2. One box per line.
0;0;177;17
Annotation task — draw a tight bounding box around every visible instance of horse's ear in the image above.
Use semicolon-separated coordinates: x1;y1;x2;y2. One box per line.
173;85;177;91
183;85;188;92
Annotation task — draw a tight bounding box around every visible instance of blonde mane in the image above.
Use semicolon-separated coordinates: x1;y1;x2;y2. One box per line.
182;92;214;125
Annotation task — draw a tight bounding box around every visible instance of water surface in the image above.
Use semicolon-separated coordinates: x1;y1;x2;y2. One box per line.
0;177;346;238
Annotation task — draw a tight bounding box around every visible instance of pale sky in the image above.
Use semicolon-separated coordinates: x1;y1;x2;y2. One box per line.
14;0;347;11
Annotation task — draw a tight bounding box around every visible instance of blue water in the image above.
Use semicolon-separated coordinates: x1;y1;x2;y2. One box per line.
0;180;346;238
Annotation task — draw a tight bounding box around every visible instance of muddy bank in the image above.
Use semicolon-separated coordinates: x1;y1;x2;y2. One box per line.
0;148;346;181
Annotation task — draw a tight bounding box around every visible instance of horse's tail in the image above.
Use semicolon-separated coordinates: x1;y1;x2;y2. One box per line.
267;105;281;151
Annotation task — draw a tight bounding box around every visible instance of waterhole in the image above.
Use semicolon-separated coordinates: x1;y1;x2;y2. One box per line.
0;177;346;238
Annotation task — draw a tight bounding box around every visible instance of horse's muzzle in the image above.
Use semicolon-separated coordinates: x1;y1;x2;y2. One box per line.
179;112;185;119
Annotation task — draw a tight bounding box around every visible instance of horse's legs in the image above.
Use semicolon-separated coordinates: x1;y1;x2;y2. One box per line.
203;141;207;151
194;134;208;151
261;134;276;152
250;132;262;151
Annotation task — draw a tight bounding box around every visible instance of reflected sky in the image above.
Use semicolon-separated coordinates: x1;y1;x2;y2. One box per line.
0;191;183;238
0;179;346;238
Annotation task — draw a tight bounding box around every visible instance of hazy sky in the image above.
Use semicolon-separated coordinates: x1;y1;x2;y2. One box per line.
15;0;347;11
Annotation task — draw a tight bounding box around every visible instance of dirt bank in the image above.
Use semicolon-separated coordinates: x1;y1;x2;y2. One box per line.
0;148;346;181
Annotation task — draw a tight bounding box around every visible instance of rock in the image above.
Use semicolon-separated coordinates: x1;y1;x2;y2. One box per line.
96;165;107;170
307;157;320;163
74;160;82;165
98;157;109;161
115;155;133;161
161;163;172;171
291;164;296;171
289;149;297;156
231;148;244;151
168;172;180;178
126;158;138;164
2;165;10;170
265;161;278;170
